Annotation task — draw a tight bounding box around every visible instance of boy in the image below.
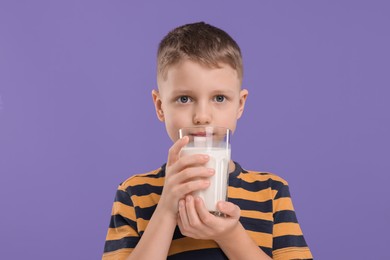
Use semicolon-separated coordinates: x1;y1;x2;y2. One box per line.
103;22;313;260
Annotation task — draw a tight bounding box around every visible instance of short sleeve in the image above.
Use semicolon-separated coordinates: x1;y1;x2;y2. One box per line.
272;182;313;260
102;185;140;260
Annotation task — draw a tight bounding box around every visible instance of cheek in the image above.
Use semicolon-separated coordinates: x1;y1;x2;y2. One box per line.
165;109;189;127
221;105;239;118
219;106;239;125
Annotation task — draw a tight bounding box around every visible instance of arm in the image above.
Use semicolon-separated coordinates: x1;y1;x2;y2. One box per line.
103;176;175;260
125;204;177;260
125;136;214;259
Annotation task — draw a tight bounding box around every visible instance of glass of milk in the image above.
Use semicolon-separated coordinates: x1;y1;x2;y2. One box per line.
179;126;231;217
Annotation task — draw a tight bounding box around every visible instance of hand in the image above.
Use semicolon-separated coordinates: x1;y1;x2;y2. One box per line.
177;195;241;241
157;137;215;219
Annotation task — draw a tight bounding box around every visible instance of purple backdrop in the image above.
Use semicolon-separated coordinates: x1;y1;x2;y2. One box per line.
1;1;389;259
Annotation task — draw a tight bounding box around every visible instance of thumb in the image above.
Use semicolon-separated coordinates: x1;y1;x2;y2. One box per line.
217;201;240;218
166;136;189;167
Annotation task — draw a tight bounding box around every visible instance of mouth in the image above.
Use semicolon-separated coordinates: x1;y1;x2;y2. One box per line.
191;132;207;137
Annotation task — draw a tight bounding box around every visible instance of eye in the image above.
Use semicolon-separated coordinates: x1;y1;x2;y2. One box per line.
214;95;226;103
177;96;191;104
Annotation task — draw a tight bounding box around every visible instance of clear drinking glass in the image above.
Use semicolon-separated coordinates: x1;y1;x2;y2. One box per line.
179;126;231;216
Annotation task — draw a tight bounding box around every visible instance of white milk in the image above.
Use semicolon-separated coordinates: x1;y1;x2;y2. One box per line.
180;146;231;213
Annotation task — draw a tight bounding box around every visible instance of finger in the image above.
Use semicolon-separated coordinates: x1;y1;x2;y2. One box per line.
169;154;210;176
175;178;210;196
195;196;216;226
178;199;190;230
177;212;185;234
177;214;183;230
174;166;214;184
217;201;241;219
185;195;201;227
167;136;189;167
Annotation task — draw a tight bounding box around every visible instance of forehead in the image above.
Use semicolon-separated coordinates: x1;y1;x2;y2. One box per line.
157;60;241;92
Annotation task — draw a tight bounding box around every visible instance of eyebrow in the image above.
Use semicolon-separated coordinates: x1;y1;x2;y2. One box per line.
170;89;195;96
171;87;236;95
210;88;236;94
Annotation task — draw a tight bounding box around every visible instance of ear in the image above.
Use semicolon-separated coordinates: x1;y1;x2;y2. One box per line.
152;89;165;122
237;89;248;119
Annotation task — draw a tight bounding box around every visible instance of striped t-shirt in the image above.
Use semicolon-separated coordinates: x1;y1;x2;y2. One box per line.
103;162;313;260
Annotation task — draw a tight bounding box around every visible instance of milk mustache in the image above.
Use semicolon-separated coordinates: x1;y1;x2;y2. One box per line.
180;135;231;214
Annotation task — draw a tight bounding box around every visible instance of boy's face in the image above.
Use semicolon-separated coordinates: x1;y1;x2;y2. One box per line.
153;60;248;142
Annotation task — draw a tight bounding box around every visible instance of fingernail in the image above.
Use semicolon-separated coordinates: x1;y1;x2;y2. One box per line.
186;196;192;202
208;168;215;174
203;155;209;160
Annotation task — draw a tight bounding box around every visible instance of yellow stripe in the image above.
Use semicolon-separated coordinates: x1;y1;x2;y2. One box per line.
273;222;303;237
105;226;138;241
273;247;313;260
228;187;277;202
102;248;133;260
118;185;127;192
237;171;288;185
273;197;295;212
130;176;164;187
131;193;160;208
240;209;273;222
246;230;273;248
119;169;163;189
135;218;149;233
111;201;136;221
168;237;218;255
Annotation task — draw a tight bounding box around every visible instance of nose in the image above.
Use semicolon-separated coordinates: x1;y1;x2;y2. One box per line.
193;103;211;125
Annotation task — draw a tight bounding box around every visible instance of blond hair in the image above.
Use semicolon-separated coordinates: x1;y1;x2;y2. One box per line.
157;22;243;82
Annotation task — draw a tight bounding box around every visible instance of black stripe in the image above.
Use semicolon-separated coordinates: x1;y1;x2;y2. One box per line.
229;175;287;195
229;198;273;213
230;178;275;192
127;184;163;197
134;204;157;220
273;210;298;224
167;247;228;260
104;236;139;253
172;225;185;239
231;176;286;192
239;165;248;173
239;216;273;234
274;184;291;200
273;235;308;250
109;214;137;230
114;189;133;207
260;246;273;257
166;246;272;259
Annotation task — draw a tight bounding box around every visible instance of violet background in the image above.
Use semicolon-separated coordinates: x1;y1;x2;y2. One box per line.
1;1;389;259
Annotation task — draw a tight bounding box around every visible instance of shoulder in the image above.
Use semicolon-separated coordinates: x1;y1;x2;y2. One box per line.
238;168;289;187
118;165;165;191
231;162;289;191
